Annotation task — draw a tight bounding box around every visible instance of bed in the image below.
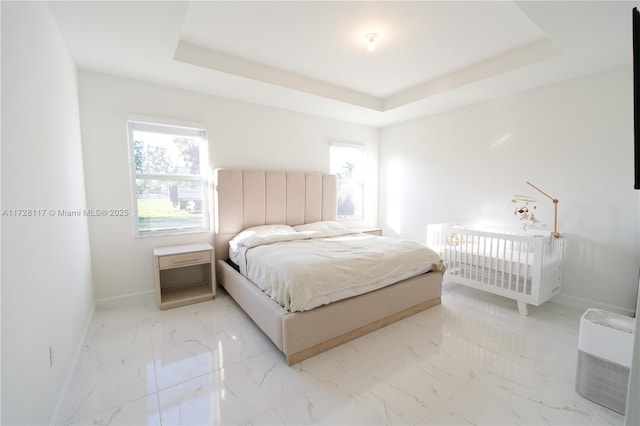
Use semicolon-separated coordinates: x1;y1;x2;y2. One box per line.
427;223;564;315
214;169;443;365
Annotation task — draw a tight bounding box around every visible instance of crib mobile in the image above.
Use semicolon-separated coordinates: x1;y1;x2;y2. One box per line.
512;182;560;238
512;194;537;223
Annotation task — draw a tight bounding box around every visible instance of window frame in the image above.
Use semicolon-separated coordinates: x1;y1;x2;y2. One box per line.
127;119;210;236
330;142;366;220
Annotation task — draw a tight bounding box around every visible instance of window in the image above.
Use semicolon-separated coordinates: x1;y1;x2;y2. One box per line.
128;120;209;235
330;143;365;219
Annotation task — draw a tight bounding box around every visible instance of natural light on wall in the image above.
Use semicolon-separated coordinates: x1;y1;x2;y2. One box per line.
385;157;403;235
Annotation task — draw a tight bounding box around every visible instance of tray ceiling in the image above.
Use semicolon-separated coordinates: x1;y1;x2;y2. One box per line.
50;1;634;127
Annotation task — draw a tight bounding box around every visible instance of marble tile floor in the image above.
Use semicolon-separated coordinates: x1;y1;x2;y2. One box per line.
56;284;626;425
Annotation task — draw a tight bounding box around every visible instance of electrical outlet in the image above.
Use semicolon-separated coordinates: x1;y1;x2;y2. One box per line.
49;345;55;367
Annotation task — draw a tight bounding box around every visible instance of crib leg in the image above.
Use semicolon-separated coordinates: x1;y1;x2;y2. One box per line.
517;301;529;316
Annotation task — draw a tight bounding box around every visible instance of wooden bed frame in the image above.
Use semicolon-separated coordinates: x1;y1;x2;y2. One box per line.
214;169;443;365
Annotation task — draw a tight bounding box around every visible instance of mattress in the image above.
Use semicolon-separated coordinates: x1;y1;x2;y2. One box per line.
229;221;443;312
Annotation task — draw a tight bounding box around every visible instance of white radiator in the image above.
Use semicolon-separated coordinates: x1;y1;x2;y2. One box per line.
427;223;564;315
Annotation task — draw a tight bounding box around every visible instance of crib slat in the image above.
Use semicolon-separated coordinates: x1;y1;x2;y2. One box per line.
523;242;530;295
480;236;486;284
490;239;495;285
500;238;506;290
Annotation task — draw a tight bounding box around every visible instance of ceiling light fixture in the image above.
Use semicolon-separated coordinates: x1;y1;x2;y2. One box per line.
365;33;378;52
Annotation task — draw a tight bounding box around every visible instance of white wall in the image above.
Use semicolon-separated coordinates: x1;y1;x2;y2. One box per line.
77;71;379;301
1;2;95;424
380;66;639;314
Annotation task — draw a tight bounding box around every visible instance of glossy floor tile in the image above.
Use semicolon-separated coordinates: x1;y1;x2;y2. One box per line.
56;284;627;425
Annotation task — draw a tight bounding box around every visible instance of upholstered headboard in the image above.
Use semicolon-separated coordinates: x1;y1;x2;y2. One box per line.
213;169;337;262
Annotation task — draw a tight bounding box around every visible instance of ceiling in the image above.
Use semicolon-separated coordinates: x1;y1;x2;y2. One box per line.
49;1;635;127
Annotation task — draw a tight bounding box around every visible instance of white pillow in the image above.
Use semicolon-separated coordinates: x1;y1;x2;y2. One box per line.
292;221;347;233
231;224;295;244
229;225;297;265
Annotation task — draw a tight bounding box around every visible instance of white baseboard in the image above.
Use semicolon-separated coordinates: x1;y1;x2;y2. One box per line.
50;301;96;426
554;293;636;317
95;289;155;310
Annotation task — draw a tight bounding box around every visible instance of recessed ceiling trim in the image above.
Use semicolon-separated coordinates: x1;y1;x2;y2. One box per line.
174;41;383;112
175;38;562;115
383;38;561;111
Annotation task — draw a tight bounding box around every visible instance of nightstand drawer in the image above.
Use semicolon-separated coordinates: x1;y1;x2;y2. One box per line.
158;250;211;269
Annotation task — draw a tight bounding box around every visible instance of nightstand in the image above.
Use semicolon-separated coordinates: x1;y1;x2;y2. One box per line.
153;243;215;310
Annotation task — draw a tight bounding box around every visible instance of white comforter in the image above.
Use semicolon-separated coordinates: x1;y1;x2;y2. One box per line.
232;230;443;312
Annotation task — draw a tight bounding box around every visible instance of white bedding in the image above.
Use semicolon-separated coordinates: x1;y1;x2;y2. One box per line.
230;224;443;312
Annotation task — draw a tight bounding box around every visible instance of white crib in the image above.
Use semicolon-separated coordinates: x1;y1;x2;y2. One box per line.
427;223;564;315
